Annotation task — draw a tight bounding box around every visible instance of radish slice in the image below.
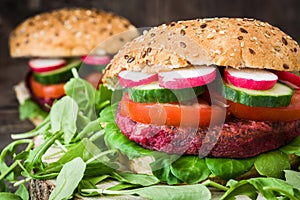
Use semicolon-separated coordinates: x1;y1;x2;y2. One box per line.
29;58;66;73
81;55;111;65
224;68;278;90
273;71;300;89
118;70;158;88
158;66;216;89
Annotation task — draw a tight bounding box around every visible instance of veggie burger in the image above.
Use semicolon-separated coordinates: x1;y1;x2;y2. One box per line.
10;8;137;119
101;18;300;181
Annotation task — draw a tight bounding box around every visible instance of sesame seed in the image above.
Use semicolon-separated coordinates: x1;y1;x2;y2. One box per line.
200;23;207;29
249;48;256;55
283;63;289;69
282;37;288;45
237;36;243;40
206;34;214;39
180;42;187;48
180;29;186;36
239;27;248;34
294;48;298;52
240;42;245;48
219;30;226;34
146;47;152;55
146;60;151;66
127;57;135;63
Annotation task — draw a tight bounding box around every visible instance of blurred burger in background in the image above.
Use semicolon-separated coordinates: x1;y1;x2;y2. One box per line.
9;8;138;124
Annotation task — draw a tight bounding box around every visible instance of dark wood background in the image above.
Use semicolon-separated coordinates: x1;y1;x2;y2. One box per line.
1;0;300;150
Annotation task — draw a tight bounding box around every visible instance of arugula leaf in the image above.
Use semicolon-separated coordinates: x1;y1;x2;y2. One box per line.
49;157;86;200
50;96;78;144
284;170;300;189
24;132;62;172
111;171;160;186
64;77;97;120
11;116;50;140
205;157;255;180
19;98;48;120
222;177;300;200
254;150;290;178
82;184;211;200
15;184;29;200
0;193;22;200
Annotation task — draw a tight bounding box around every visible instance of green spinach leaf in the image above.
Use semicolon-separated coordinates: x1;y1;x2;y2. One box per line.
19;98;48;120
205;157;255;180
170;156;210;184
280;135;300;156
254;150;290;178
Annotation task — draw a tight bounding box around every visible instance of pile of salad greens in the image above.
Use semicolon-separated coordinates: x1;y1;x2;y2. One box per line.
1;70;300;200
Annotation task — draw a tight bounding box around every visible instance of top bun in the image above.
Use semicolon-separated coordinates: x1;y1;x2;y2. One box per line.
103;17;300;88
9;8;138;57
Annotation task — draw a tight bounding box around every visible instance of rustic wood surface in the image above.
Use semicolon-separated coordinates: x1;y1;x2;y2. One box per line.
0;59;35;151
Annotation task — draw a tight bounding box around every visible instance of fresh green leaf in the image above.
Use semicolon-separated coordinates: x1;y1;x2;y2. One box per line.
11;116;50;139
254;150;290;178
221;177;300;200
0;139;33;181
78;179;98;197
280;135;300;156
24;132;62;171
95;84;113;113
64;77;97;120
205;157;255;180
49;157;86;200
111;171;160;186
151;156;181;185
43;139;115;177
221;181;257;200
0;192;22;200
284;170;300;189
0;180;9;192
170;156;210;184
83;184;211;200
19;98;48;120
107;182;139;191
15;184;29;200
76;119;102;140
50;96;78;144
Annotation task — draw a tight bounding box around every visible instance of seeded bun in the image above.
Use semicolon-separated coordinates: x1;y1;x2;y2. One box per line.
9;8;138;57
103;17;300;89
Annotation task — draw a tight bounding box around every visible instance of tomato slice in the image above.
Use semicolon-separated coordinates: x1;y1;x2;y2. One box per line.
228;90;300;121
29;76;65;99
120;93;227;127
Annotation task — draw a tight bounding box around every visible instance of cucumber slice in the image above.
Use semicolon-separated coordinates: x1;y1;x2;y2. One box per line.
33;59;81;84
128;82;205;103
223;82;294;107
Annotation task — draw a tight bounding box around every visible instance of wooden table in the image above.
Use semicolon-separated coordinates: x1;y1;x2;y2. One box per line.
0;59;35;150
